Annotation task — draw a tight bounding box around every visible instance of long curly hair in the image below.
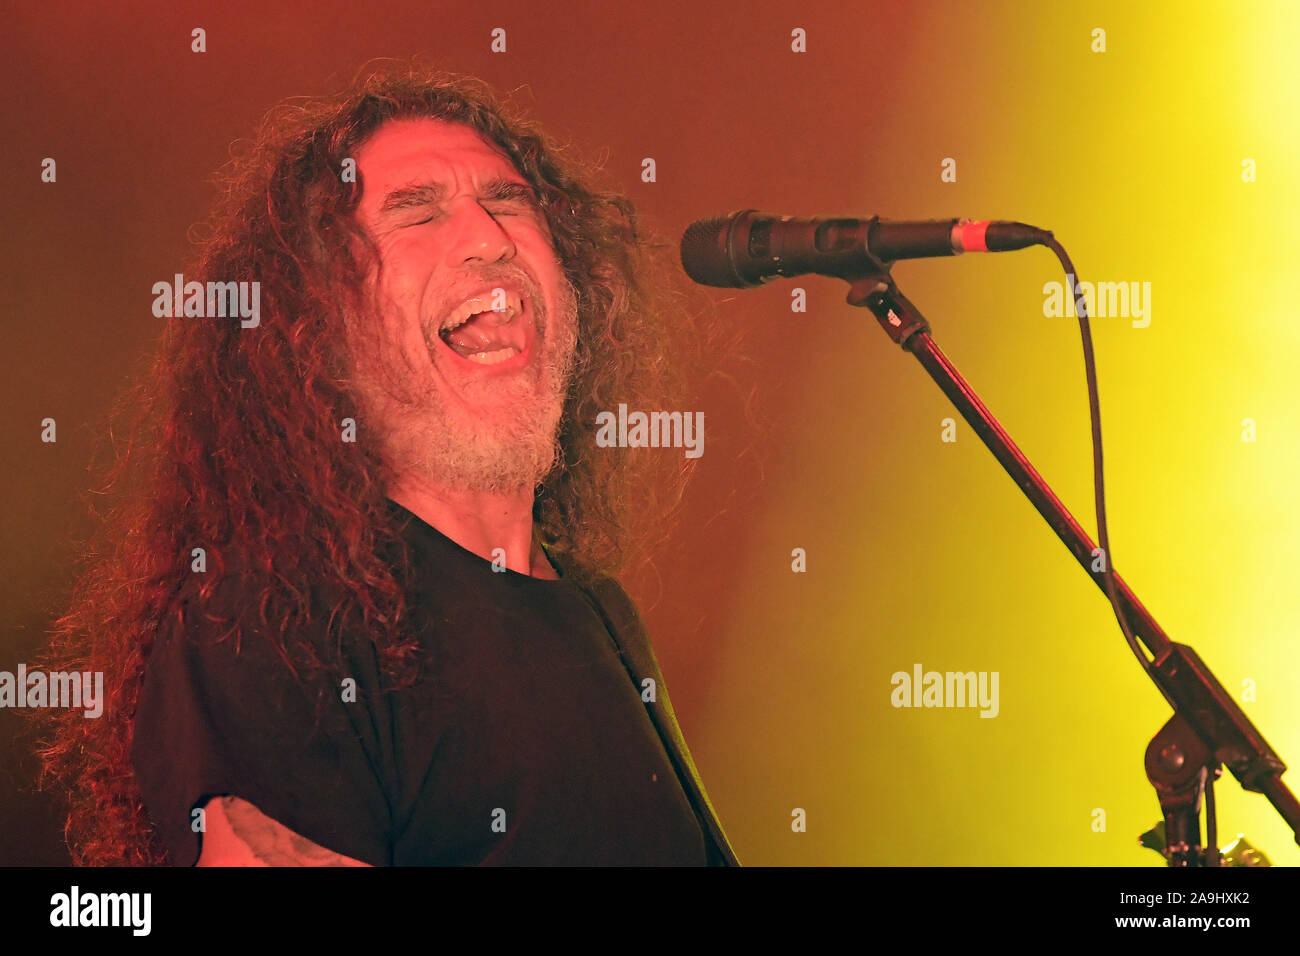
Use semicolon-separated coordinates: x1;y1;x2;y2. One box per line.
33;61;707;865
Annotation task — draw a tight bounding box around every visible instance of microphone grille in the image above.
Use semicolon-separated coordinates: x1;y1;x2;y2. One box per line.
680;212;751;287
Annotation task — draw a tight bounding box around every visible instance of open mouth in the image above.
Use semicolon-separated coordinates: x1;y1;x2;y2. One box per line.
433;288;534;368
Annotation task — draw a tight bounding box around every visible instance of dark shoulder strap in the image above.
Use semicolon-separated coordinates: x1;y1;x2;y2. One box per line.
583;575;741;867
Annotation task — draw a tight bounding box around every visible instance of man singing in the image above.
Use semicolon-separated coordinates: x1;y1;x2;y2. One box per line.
38;65;739;867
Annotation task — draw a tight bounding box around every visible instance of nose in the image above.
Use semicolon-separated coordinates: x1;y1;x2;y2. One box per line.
443;196;517;267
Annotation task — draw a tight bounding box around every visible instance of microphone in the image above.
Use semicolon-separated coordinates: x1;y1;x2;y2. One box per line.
680;209;1052;288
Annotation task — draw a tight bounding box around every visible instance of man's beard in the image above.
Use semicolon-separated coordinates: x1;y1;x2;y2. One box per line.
365;273;581;495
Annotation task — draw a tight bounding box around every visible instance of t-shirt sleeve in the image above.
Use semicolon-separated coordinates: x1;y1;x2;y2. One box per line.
129;583;394;866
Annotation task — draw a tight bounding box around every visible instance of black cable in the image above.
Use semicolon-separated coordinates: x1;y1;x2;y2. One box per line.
1206;768;1219;865
1041;237;1171;704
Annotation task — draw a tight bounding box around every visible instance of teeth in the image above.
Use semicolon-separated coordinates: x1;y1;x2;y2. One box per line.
464;346;521;365
439;289;524;334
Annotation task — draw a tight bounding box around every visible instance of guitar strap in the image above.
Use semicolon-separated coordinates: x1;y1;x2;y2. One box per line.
582;575;741;867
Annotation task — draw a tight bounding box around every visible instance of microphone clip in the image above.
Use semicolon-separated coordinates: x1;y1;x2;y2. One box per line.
846;273;932;350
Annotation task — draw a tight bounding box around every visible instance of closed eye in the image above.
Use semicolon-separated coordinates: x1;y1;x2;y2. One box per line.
404;199;536;228
383;178;542;229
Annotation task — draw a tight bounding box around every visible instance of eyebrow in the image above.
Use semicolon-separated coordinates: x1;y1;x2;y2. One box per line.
377;177;541;216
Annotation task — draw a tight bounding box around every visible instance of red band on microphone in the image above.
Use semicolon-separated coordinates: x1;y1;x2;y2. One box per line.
957;220;991;253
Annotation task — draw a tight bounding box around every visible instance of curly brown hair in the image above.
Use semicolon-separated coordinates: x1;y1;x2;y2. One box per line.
33;61;708;865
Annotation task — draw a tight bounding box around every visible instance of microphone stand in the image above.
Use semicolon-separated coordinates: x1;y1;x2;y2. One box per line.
840;260;1300;865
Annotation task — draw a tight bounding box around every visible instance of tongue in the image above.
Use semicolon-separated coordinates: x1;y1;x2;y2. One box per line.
445;311;514;356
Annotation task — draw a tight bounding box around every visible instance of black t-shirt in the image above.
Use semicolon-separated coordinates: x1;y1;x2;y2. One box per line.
130;501;713;866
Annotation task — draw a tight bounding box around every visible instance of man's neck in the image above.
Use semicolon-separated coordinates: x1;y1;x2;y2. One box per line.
387;474;560;579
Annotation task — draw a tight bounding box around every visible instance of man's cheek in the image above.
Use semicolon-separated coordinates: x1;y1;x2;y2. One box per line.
374;283;424;343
